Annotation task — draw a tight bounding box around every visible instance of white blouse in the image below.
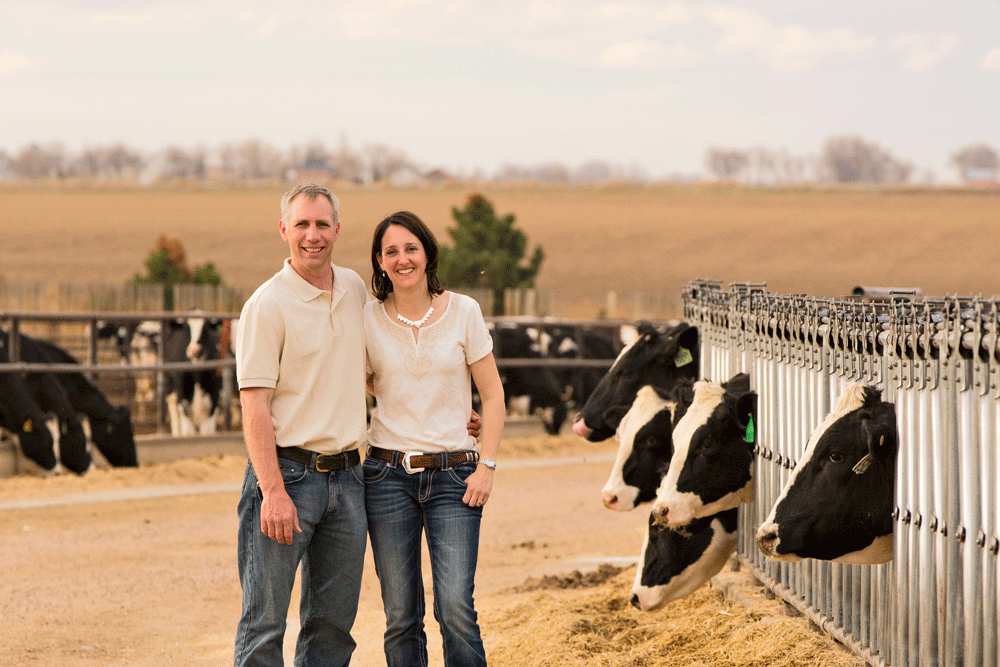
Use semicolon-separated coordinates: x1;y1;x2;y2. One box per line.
364;292;493;454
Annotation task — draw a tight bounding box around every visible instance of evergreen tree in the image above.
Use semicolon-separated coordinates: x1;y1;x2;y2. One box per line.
132;234;222;309
439;194;544;316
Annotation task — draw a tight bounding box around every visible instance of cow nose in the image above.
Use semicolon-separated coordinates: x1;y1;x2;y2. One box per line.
756;529;778;553
572;419;592;439
602;492;618;510
630;594;642;610
651;504;670;526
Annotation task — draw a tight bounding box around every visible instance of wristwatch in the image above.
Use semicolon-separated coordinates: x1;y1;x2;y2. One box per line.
479;458;497;470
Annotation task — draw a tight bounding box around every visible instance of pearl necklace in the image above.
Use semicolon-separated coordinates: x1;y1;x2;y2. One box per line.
397;305;434;328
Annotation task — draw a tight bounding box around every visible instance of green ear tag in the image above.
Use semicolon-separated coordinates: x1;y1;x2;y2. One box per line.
674;347;693;367
745;415;755;443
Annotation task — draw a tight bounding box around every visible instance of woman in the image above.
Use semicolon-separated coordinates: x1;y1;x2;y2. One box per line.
363;210;505;667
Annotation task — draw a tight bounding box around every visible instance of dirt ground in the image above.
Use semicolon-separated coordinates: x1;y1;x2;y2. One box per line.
0;434;862;667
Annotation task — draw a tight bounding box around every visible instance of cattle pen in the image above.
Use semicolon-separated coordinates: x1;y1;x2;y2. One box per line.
684;279;1000;667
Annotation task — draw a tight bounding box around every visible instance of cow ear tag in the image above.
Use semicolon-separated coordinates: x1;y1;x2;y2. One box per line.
674;347;693;367
745;415;755;443
23;418;33;433
853;454;872;475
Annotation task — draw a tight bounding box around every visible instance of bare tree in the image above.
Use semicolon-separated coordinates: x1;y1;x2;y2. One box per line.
102;143;145;179
363;143;409;182
11;143;67;179
706;149;749;182
332;137;364;183
227;139;284;180
950;143;999;181
821;135;912;184
161;145;207;180
573;160;613;184
533;162;571;184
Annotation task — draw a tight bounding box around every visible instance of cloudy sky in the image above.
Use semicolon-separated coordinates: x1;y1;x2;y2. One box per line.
3;0;998;180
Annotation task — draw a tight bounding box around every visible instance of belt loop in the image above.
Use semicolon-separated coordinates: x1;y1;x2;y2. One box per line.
440;452;448;470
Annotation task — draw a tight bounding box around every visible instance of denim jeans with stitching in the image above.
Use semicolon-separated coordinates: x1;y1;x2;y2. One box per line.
364;455;487;667
234;458;367;667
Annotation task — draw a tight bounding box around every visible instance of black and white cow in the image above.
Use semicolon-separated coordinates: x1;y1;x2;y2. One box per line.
162;315;224;436
599;382;694;510
630;508;739;611
27;337;138;467
0;366;58;471
490;324;568;435
755;383;898;564
597;381;739;611
542;325;618;409
651;373;757;530
572;321;699;442
0;330;91;473
94;319;160;405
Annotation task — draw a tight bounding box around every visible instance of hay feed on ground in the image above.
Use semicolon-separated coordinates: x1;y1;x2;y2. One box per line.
483;567;864;667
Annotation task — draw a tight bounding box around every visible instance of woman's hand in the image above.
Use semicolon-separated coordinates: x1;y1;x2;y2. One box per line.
462;464;494;507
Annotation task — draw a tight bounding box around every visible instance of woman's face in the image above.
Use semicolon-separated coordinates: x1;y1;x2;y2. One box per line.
378;224;428;291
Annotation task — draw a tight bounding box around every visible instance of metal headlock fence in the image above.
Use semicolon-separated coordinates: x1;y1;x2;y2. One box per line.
682;279;1000;667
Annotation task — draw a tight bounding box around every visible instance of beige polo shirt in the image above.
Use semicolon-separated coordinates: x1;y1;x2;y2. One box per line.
236;259;368;455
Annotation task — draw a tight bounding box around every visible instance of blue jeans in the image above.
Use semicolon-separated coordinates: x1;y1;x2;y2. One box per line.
234;459;367;667
364;456;487;667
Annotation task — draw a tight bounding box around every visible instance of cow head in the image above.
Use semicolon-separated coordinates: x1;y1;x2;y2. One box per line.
600;382;694;511
630;508;738;611
651;373;756;530
182;315;223;362
12;414;58;471
89;406;138;467
756;383;898;564
572;322;698;441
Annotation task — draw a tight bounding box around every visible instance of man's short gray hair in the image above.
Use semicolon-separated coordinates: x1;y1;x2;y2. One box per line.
280;183;339;222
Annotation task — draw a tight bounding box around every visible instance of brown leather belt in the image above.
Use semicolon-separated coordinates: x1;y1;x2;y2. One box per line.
277;446;360;472
367;445;479;474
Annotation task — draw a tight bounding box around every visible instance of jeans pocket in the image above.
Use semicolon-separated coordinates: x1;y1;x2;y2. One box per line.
363;457;389;484
446;461;477;486
278;460;309;485
348;461;365;487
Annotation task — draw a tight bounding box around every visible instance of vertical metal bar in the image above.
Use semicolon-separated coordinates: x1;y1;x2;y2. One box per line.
942;300;964;667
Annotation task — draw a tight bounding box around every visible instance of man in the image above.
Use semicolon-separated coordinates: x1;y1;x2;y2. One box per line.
233;184;369;666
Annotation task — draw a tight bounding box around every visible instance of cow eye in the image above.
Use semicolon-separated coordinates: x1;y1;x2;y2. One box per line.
828;451;844;463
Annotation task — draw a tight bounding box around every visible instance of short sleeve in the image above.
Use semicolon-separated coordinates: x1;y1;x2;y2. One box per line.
462;296;493;364
236;292;284;389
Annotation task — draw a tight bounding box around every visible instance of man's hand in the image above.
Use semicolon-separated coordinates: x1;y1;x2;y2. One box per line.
260;487;302;545
467;410;482;439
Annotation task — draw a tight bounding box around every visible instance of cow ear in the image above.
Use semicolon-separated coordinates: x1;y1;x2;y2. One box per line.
603;405;630;429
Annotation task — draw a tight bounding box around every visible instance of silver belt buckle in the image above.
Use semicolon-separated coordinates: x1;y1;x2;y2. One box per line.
401;452;425;474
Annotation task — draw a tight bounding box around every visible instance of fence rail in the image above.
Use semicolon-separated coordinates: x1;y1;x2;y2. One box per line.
683;280;1000;667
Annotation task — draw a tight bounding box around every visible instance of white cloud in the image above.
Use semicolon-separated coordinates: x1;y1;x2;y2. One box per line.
705;7;873;72
597;40;701;70
981;47;1000;71
0;52;31;75
891;32;957;71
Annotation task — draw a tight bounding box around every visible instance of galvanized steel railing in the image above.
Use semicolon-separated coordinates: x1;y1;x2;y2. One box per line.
682;280;1000;667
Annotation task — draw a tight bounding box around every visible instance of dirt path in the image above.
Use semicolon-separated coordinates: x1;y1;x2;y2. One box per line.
0;436;860;667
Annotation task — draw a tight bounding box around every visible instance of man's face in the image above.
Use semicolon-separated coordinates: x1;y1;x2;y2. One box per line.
279;195;339;276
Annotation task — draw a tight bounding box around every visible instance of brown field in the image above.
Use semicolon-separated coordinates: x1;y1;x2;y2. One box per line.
2;183;998;318
0;435;863;667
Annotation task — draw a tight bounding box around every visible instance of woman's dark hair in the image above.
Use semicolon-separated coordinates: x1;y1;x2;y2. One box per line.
370;211;444;302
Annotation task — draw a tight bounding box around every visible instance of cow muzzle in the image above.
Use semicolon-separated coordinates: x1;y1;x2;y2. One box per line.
571;418;592;439
651;502;695;533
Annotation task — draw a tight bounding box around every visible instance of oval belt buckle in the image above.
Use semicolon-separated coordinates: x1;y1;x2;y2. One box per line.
401;452;425;474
